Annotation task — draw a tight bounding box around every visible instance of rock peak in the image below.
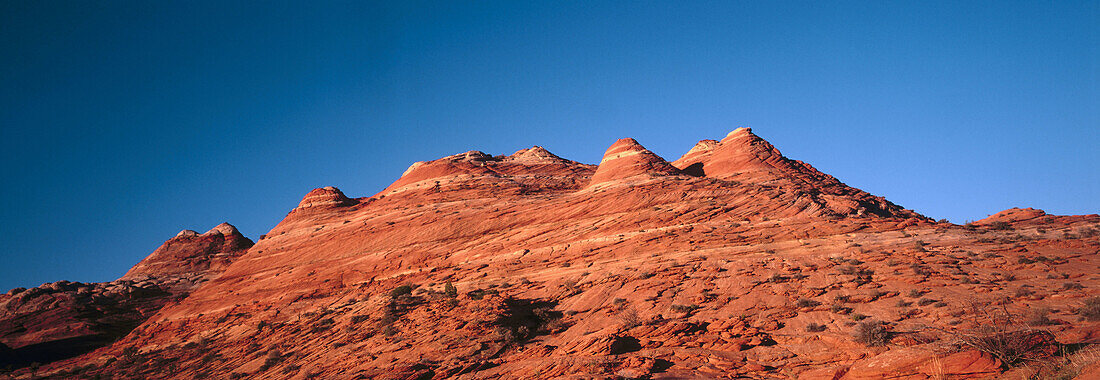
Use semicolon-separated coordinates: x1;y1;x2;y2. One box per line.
589;138;679;186
723;127;753;140
507;146;563;163
122;222;254;280
175;230;198;238
204;222;239;236
975;207;1048;225
296;186;355;209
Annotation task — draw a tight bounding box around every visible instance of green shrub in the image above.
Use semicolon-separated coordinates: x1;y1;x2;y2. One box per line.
444;282;458;298
389;284;413;298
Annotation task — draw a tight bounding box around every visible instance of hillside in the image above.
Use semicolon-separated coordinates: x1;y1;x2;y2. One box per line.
5;129;1099;379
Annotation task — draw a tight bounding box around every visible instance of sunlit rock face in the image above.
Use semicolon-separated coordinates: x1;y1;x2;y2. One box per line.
9;131;1100;379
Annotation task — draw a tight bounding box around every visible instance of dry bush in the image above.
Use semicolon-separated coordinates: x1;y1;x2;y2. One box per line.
618;308;641;329
806;323;826;332
951;299;1061;366
1080;297;1100;321
852;320;890;346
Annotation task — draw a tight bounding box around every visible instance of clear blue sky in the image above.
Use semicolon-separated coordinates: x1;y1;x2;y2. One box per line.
1;1;1096;290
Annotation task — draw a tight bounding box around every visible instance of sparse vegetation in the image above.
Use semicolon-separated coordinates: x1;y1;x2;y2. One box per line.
1026;307;1055;326
852;320;890;346
389;284;413;298
618;308;642;329
671;304;701;313
795;299;821;308
1079;297;1100;321
806;323;826;332
444;281;458;298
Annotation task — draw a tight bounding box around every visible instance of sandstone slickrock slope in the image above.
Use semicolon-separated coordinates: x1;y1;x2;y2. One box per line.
0;223;252;369
8;131;1100;379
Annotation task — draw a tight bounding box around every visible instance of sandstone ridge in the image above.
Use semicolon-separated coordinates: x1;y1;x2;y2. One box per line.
7;130;1100;379
0;223;252;369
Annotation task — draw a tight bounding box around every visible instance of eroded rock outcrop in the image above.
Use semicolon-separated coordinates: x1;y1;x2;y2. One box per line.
0;223;252;369
122;222;253;281
673;128;923;218
587;138;681;187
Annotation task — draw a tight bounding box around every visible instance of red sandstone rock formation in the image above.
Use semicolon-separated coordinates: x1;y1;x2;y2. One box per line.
0;223;252;369
122;222;252;281
588;138;681;186
6;131;1099;379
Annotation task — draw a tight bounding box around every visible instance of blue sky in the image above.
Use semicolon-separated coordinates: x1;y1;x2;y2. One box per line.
1;1;1096;290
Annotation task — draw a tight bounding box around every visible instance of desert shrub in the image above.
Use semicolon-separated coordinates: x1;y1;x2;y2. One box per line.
896;300;912;307
796;299;821;308
1062;282;1084;290
258;349;283;372
381;325;398;336
444;282;458;298
618;308;642;329
671;304;701;313
282;364;301;374
853;320;890;346
1026;307;1055;326
851;313;869;321
350;315;369;324
311;318;335;333
831;304;852;314
1015;288;1035;298
468;288;499;300
868;290;889;300
917;298;936;306
911;264;933;276
1079;297;1100;321
961;329;1058;366
806;323;826;332
389;284;413;298
933;301;948;308
988;221;1012;230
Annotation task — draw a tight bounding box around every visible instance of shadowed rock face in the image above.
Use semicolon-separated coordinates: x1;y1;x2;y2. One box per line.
10;131;1100;379
0;223;252;369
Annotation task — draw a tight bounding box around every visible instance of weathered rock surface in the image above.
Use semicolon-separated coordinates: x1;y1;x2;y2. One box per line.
7;131;1100;379
588;138;681;187
0;223;252;369
122;222;253;280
